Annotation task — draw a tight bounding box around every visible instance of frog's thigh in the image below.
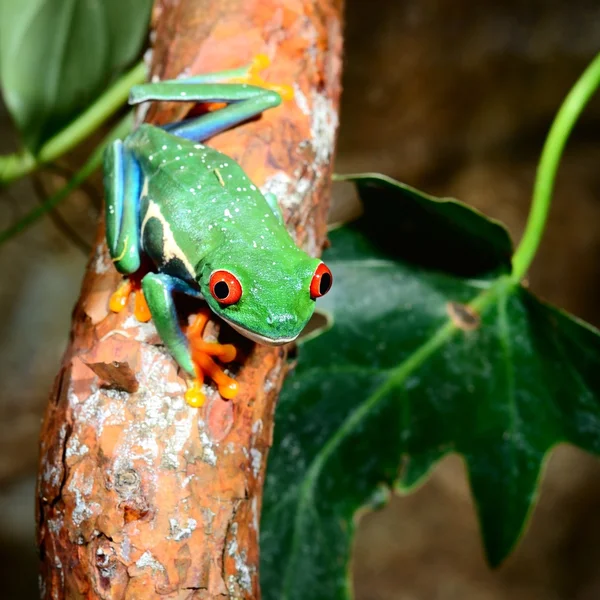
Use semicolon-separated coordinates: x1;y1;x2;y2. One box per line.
103;140;142;274
142;273;200;377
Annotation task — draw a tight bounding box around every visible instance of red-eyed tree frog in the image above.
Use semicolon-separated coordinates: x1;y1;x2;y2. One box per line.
104;56;333;407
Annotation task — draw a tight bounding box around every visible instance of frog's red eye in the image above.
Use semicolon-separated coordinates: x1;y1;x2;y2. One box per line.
209;270;242;305
310;263;333;299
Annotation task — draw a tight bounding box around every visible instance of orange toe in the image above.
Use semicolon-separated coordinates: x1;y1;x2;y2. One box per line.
109;280;133;313
186;310;239;403
228;54;293;101
250;54;271;74
185;378;206;408
134;290;152;322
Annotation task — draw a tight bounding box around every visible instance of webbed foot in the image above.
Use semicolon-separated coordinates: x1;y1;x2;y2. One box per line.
109;278;152;322
184;309;239;407
231;54;294;101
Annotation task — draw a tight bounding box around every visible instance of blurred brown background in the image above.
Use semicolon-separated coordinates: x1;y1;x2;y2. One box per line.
2;0;600;598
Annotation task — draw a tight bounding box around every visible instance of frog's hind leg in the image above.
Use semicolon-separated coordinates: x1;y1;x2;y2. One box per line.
103;139;143;274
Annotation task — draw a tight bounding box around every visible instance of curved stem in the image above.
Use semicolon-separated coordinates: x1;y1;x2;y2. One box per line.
0;150;36;184
0;112;133;246
511;52;600;282
0;61;146;186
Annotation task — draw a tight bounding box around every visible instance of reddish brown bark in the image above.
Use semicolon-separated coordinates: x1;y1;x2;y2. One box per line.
36;1;343;598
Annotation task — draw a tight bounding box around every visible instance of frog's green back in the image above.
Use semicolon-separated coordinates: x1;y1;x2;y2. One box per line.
127;124;299;280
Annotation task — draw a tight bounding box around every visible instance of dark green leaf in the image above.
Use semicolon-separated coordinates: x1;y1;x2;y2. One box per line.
261;174;600;600
334;173;513;278
0;0;152;151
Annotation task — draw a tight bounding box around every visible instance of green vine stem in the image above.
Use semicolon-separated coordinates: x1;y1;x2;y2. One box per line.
0;61;146;186
511;52;600;282
0;112;133;246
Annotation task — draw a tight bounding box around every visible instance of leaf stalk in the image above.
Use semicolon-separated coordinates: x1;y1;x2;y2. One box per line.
0;112;133;246
511;52;600;282
0;61;146;186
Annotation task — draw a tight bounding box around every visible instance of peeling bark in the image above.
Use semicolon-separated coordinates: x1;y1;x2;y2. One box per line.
36;0;343;598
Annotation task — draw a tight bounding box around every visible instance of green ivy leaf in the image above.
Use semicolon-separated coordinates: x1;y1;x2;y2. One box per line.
0;0;152;151
261;174;600;600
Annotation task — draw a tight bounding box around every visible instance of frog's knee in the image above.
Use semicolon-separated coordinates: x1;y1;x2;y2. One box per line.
111;236;141;274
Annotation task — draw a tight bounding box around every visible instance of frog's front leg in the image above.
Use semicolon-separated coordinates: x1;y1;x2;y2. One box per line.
142;273;238;407
128;55;293;142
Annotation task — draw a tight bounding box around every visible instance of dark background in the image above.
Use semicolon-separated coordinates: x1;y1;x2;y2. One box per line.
2;1;600;597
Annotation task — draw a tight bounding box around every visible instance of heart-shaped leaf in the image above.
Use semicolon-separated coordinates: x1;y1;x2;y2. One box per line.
0;0;152;151
260;174;600;600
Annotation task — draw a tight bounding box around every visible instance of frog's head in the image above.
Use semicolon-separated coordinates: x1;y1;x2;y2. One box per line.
197;249;332;345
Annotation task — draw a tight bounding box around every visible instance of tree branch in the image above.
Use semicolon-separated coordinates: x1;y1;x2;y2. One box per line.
36;0;343;597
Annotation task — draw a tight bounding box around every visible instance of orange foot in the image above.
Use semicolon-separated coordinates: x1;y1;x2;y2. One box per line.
184;309;239;408
109;278;151;322
231;54;294;101
205;55;294;113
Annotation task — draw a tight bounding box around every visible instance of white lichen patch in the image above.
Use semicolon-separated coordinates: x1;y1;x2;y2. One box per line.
168;517;197;541
65;436;89;459
293;84;311;116
262;87;338;254
264;362;283;393
165;379;186;395
181;474;194;488
93;244;111;274
47;516;64;535
201;507;216;535
250;448;262;479
198;419;217;466
309;91;338;166
121;316;158;342
137;345;179;399
135;551;165;573
227;523;253;593
68;471;97;527
74;387;127;437
43;461;62;488
251;497;259;533
261;171;291;203
251;419;263;437
108;345;195;483
120;536;131;563
162;407;195;469
262;172;314;248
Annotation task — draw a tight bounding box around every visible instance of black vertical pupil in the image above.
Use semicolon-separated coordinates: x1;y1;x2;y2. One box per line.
214;281;230;299
320;272;332;294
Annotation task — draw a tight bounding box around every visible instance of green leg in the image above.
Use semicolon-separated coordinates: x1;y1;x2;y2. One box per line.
142;273;202;377
129;83;282;142
150;58;259;86
103;140;142;274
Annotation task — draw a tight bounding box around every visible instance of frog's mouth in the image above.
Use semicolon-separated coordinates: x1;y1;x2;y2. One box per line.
220;315;299;346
